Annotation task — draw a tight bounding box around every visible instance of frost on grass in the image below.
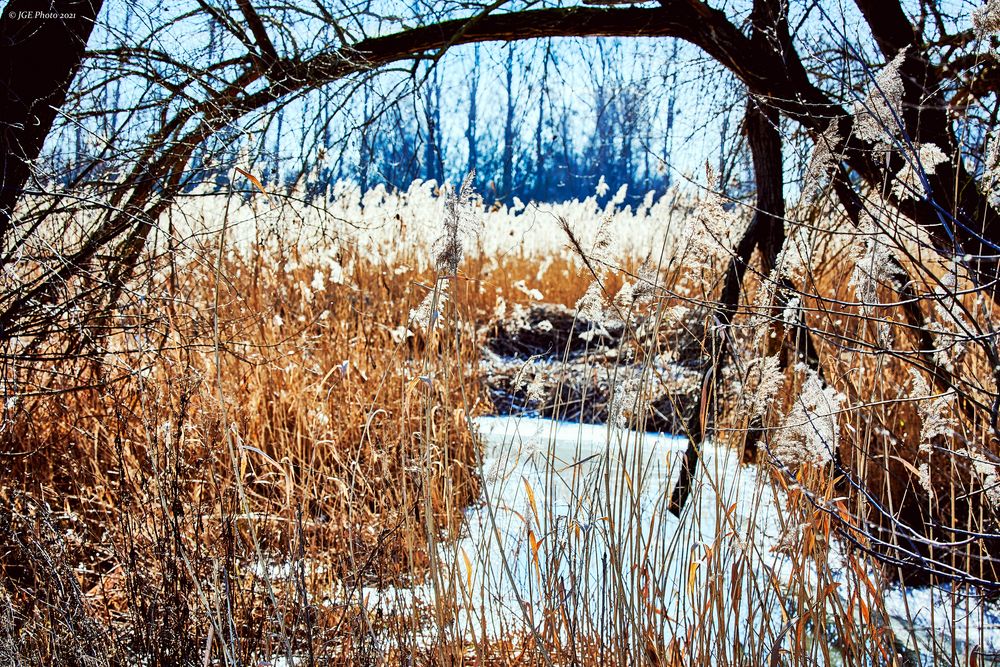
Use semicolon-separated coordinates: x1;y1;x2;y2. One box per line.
853;48;907;147
974;0;1000;39
774;366;844;467
928;269;971;373
744;354;785;421
434;171;480;276
802;123;843;202
892;143;948;201
683;184;741;274
983;130;1000;209
409;280;449;332
849;213;896;347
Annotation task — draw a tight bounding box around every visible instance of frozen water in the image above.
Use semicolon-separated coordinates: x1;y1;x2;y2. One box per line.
419;415;1000;665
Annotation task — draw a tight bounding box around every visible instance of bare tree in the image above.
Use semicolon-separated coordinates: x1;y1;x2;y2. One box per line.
6;0;1000;585
0;0;103;240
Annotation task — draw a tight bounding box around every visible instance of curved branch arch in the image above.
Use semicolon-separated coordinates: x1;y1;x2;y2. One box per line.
4;1;999;338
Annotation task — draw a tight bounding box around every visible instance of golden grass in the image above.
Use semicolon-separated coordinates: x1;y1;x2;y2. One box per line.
0;214;601;663
2;194;997;665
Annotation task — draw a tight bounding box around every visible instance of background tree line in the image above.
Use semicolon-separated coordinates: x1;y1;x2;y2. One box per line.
45;12;737;206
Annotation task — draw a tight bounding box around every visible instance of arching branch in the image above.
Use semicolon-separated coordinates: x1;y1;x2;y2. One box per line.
6;0;1000;343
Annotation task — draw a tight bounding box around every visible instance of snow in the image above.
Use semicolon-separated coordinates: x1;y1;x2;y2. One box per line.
884;585;1000;663
235;414;1000;664
417;415;1000;664
444;417;794;649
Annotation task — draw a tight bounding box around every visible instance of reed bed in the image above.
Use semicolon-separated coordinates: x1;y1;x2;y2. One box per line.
1;180;996;666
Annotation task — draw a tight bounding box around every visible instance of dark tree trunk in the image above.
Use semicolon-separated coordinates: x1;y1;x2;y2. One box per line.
501;46;515;204
669;1;791;514
466;45;480;180
0;0;103;241
668;95;787;514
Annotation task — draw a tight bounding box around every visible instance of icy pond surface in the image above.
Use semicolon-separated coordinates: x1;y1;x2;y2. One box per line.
373;416;1000;664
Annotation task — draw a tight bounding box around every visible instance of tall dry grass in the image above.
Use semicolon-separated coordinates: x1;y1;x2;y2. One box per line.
1;182;997;666
0;185;609;664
